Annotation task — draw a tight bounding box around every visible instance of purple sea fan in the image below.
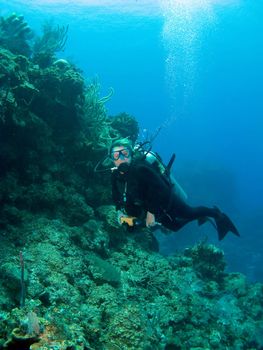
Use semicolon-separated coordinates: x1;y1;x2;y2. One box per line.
27;311;40;336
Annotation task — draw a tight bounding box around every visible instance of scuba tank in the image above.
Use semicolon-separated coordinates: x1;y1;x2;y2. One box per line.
134;144;188;203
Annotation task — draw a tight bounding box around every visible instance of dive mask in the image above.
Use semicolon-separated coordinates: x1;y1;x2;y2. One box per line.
110;148;131;161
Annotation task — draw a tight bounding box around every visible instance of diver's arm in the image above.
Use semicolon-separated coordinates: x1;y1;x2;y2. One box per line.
136;163;171;214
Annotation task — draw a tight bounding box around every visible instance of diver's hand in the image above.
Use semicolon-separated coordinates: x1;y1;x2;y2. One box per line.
117;210;127;225
146;212;156;228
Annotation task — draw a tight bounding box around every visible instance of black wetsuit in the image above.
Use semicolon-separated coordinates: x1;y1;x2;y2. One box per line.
111;159;222;232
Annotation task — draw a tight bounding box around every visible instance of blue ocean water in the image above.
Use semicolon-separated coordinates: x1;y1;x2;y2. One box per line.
1;0;262;281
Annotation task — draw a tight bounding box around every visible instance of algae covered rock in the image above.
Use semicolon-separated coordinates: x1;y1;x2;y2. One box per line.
103;303;148;349
4;326;40;350
110;112;139;143
0;13;33;56
184;242;226;282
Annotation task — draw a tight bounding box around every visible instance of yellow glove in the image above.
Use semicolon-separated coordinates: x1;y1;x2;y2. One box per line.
117;210;127;225
120;216;137;227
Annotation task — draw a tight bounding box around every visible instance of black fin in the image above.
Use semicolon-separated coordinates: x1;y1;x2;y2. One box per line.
197;216;216;227
215;211;240;241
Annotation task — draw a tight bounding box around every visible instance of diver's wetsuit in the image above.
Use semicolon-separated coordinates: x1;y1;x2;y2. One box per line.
111;159;239;240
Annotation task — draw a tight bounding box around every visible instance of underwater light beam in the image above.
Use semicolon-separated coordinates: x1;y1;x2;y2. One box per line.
159;0;214;117
159;0;239;117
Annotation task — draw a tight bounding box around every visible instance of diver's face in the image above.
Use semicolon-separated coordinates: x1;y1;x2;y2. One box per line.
111;146;132;168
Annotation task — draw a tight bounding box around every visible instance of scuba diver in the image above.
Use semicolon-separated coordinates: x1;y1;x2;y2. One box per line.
109;138;240;241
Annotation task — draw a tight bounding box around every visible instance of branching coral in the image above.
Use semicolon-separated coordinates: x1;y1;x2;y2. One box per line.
33;21;68;68
81;79;118;151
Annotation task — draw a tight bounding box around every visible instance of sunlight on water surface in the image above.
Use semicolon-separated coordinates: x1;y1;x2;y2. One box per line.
6;0;161;16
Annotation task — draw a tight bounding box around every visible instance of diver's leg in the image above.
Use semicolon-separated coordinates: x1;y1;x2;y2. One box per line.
160;215;193;232
165;201;239;240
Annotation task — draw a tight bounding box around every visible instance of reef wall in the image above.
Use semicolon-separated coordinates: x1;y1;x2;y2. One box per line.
0;14;263;350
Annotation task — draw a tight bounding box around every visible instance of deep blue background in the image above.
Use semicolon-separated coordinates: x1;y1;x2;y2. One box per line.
1;0;262;281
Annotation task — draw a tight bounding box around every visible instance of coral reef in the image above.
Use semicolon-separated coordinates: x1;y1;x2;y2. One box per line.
0;13;263;350
110;112;139;144
0;13;33;56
